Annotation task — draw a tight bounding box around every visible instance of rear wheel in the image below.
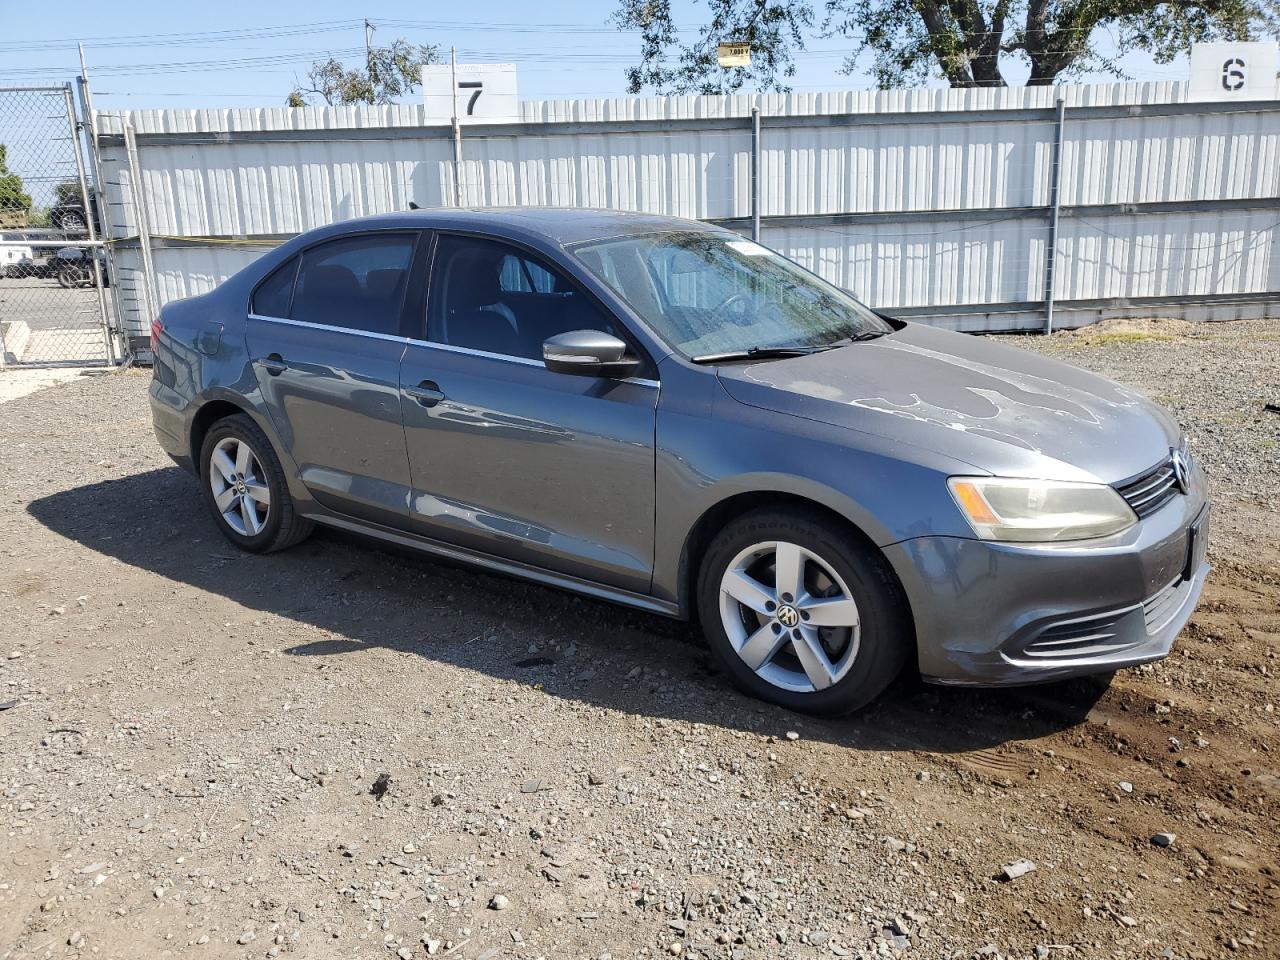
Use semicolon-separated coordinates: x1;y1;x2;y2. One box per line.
199;414;312;553
697;507;911;716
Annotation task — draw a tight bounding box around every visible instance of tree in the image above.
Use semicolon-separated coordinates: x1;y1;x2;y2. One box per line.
54;181;83;205
287;38;442;106
616;1;813;93
0;145;33;221
614;0;1279;91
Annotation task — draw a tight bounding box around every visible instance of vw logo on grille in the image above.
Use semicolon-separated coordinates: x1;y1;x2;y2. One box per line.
1170;448;1190;495
776;605;800;628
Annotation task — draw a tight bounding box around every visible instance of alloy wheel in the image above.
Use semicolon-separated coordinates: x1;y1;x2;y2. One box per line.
718;540;861;694
208;436;271;537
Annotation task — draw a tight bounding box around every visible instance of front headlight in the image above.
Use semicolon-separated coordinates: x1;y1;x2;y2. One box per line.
948;477;1137;542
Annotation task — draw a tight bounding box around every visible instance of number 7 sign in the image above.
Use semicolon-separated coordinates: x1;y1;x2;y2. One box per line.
423;64;520;125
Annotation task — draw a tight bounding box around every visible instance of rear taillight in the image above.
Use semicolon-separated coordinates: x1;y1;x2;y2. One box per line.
150;317;164;352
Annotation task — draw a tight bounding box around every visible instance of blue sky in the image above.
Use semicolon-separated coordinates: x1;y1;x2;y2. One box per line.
0;0;1191;110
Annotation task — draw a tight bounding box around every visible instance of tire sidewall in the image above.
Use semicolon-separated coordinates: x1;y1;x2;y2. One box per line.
697;509;910;715
199;417;287;552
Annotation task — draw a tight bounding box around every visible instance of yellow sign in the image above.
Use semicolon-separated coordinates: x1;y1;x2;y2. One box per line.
717;42;752;68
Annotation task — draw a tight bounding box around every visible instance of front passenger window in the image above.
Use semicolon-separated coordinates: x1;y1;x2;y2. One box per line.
291;233;415;336
427;234;621;361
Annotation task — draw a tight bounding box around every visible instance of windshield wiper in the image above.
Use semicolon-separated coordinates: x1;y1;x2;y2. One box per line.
829;329;890;345
690;345;830;364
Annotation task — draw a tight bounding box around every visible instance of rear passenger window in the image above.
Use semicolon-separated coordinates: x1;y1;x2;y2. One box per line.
292;233;415;336
252;256;297;318
427;234;621;361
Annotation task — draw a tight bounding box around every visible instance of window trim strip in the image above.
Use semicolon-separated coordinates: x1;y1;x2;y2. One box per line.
246;314;659;388
248;313;408;344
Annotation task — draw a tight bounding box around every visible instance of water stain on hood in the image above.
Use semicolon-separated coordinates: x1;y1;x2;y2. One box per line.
716;323;1180;483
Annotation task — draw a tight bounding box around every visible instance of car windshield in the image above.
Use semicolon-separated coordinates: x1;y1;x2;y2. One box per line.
570;230;891;359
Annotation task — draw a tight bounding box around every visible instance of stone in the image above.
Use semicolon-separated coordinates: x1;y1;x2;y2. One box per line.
489;894;510;911
1151;832;1176;847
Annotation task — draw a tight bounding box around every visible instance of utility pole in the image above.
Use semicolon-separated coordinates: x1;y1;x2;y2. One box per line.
364;19;376;101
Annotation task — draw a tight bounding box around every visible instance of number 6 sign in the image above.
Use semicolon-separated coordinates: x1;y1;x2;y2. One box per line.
423;63;520;125
1189;42;1278;101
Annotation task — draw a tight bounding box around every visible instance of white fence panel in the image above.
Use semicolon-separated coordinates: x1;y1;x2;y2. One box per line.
94;81;1280;345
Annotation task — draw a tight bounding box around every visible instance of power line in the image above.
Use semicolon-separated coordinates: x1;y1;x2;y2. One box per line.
0;20;365;53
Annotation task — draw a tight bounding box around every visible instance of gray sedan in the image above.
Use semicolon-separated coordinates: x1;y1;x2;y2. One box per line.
149;209;1209;714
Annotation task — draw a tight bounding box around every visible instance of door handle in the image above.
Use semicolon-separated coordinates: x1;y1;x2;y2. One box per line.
405;379;445;407
254;354;288;376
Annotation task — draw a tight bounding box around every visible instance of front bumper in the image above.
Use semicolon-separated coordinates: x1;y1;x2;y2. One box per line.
884;489;1209;686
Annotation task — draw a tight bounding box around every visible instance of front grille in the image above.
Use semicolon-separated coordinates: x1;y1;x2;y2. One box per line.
1116;458;1179;518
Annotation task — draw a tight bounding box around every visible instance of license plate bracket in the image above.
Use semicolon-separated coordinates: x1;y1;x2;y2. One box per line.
1184;511;1208;580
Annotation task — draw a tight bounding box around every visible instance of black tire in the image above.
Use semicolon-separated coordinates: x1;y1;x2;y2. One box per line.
56;211;87;233
696;506;912;716
198;414;313;553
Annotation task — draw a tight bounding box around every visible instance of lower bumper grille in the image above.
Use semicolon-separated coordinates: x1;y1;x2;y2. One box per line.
1143;575;1192;633
1021;611;1130;659
1017;573;1195;663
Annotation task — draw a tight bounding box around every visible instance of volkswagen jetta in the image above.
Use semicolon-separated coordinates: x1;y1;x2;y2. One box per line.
150;209;1209;714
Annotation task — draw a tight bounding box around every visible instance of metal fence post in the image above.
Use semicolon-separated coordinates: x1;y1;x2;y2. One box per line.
62;83;113;366
750;106;761;242
1043;97;1066;334
78;44;126;362
123;122;162;329
451;47;464;207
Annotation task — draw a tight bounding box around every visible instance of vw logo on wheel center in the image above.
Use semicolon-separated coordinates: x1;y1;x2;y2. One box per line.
777;604;800;628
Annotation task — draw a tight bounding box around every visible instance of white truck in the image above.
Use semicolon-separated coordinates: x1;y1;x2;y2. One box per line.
0;232;37;278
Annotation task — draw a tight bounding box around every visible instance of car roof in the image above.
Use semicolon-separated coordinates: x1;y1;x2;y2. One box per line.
313;207;724;247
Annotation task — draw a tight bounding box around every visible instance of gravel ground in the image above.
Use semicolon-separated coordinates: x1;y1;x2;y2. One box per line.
1;319;1278;960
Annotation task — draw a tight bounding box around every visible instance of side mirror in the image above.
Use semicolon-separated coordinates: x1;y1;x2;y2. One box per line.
542;330;639;378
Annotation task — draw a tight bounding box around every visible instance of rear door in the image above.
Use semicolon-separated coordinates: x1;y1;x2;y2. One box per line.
398;232;659;592
244;231;419;527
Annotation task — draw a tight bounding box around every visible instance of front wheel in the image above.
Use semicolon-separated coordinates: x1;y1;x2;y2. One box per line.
697;507;912;716
199;414;312;553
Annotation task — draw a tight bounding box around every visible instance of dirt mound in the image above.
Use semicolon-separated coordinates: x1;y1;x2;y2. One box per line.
1061;317;1202;342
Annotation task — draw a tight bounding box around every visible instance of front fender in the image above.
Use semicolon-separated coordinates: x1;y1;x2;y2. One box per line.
651;365;979;611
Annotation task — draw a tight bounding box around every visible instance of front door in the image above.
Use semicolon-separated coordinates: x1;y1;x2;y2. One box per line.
244;231;419;526
398;233;659;592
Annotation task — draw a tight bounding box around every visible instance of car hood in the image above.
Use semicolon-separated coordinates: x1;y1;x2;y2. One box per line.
715;323;1181;483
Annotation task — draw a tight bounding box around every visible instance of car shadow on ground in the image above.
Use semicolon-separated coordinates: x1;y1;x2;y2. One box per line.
28;467;1107;755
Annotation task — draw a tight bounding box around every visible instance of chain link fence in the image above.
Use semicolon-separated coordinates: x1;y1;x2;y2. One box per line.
0;85;113;367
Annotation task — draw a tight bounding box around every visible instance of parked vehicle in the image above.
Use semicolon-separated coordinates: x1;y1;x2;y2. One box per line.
149;210;1209;714
0;232;36;278
48;191;101;236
